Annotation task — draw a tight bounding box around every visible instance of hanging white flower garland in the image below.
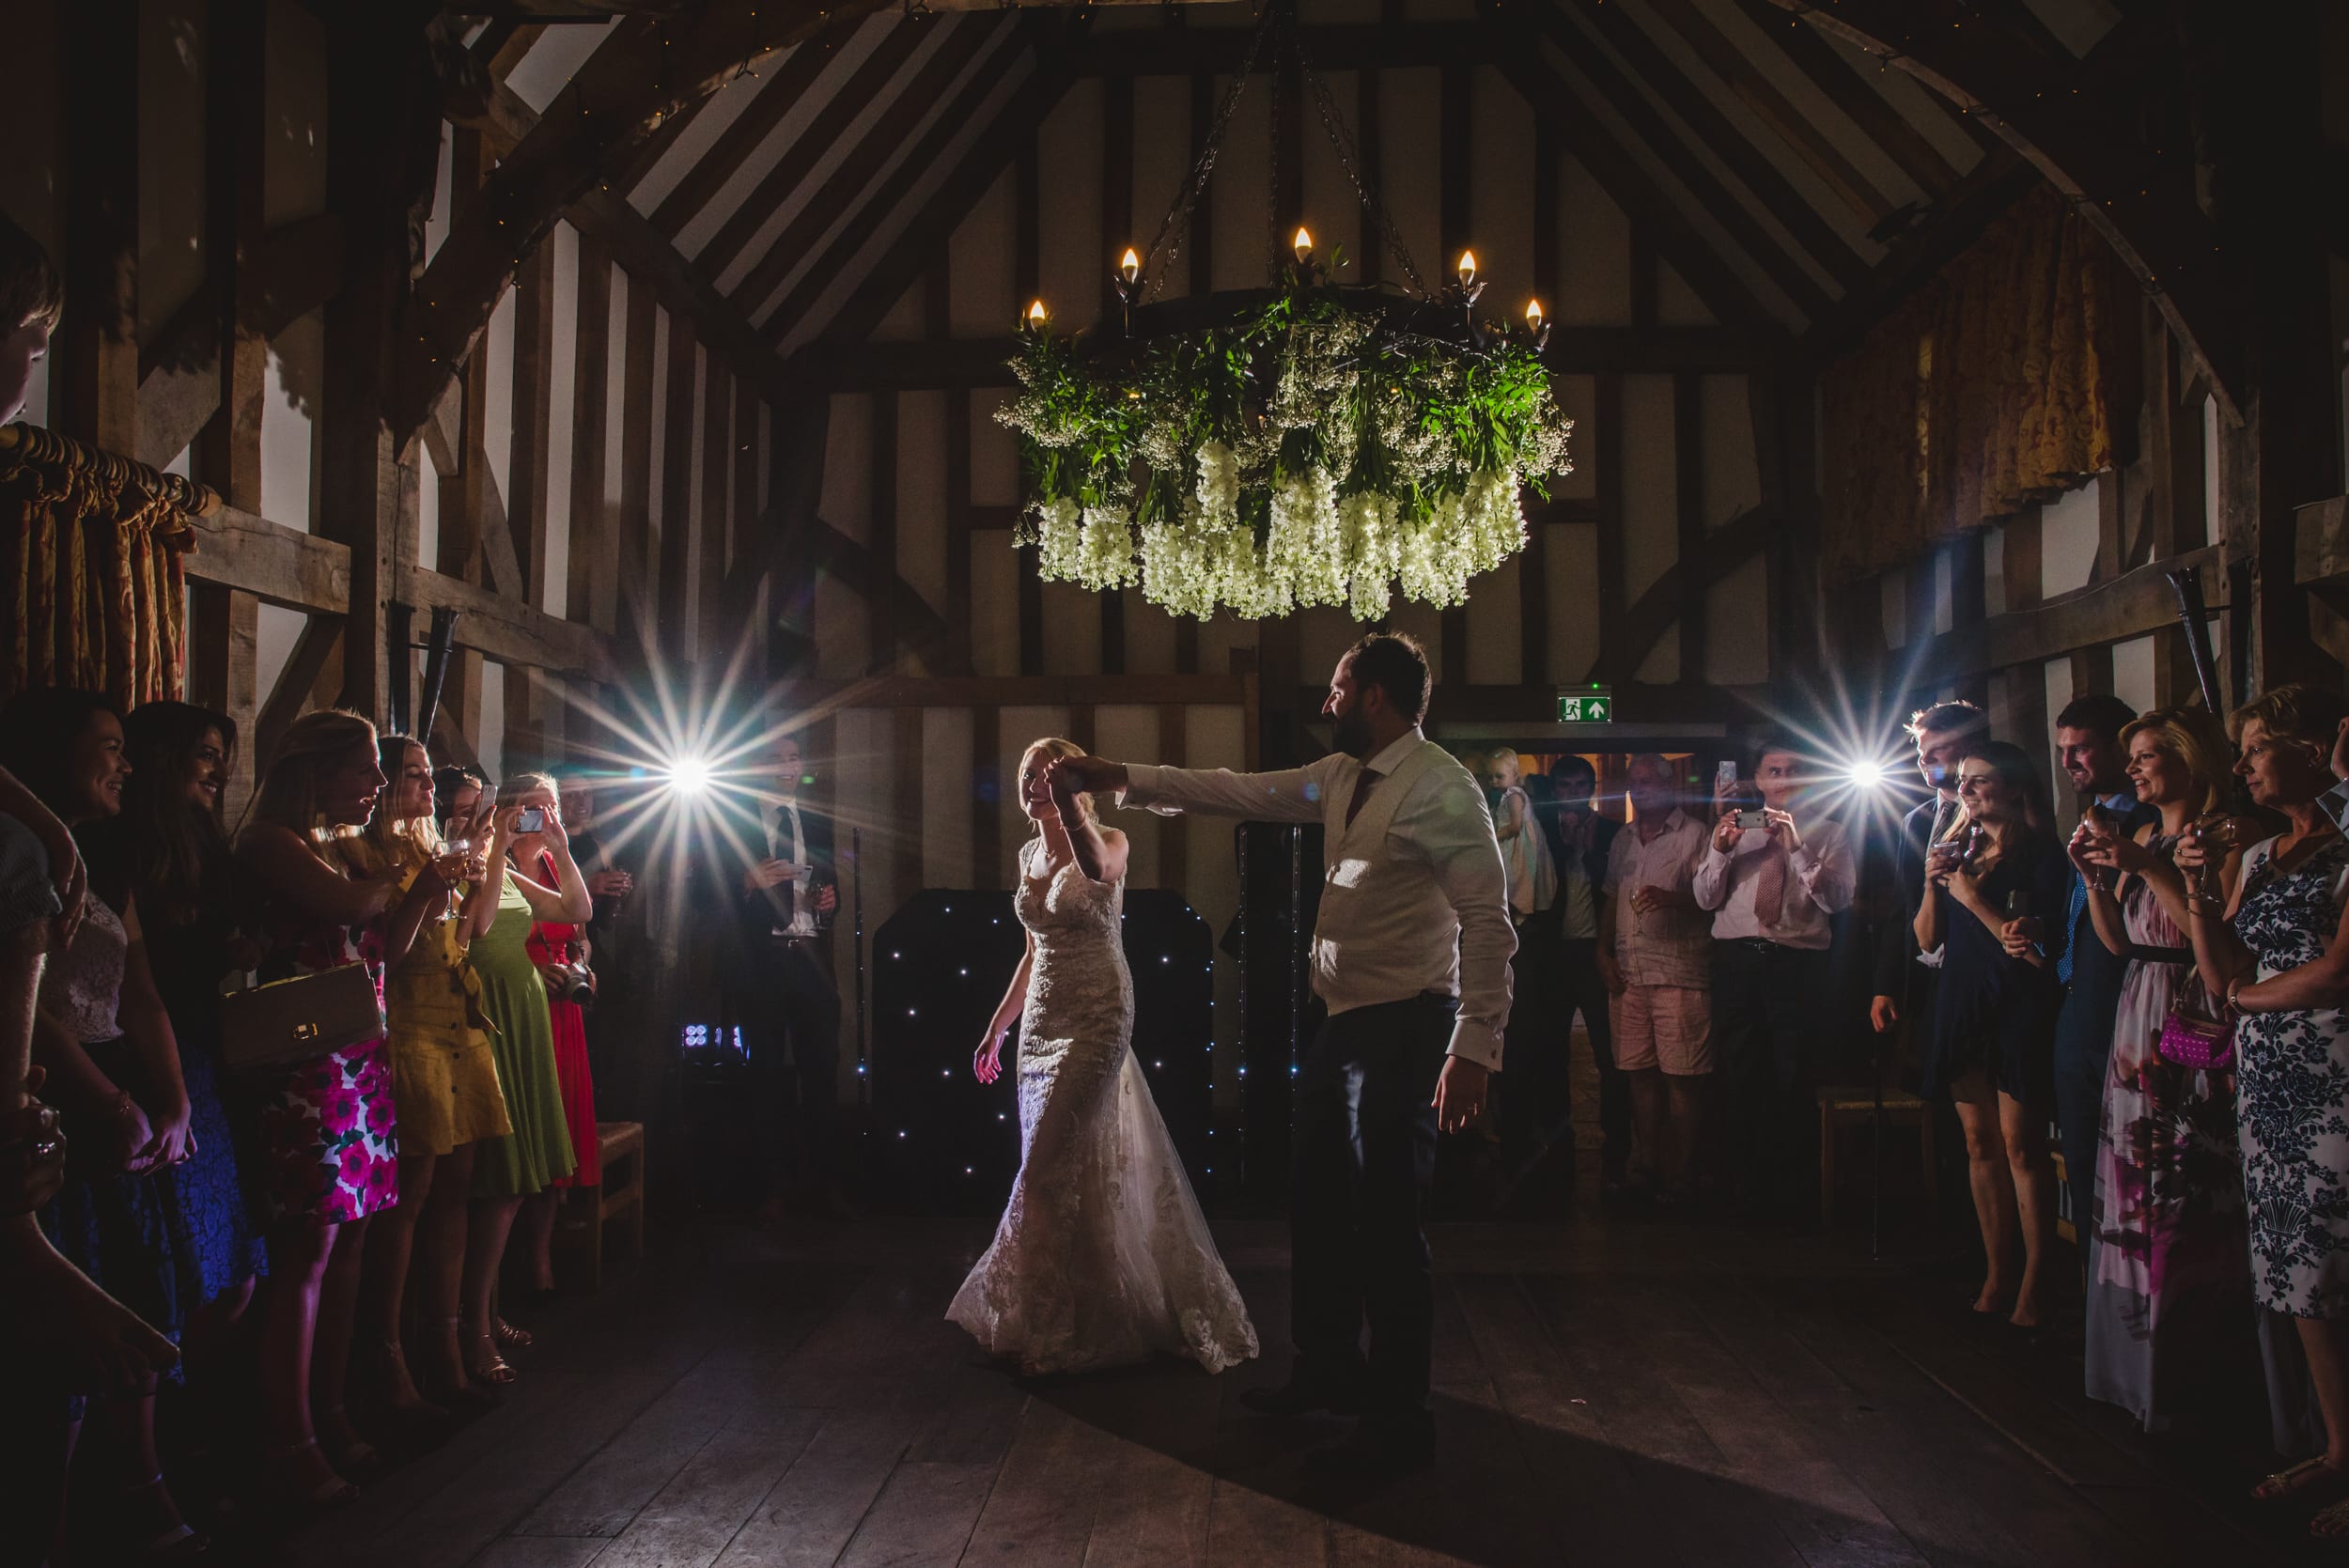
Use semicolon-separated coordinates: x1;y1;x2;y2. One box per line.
998;287;1573;622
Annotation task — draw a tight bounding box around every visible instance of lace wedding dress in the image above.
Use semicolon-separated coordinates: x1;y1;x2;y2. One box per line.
947;839;1258;1374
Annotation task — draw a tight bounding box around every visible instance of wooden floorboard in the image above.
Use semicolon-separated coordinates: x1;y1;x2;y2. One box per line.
275;1212;2310;1568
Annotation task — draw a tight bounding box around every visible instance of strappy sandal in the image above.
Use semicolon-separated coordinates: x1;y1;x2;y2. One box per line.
420;1318;499;1410
2254;1453;2344;1501
467;1331;519;1387
117;1473;210;1558
491;1315;534;1351
262;1438;358;1514
2312;1495;2349;1539
319;1405;381;1477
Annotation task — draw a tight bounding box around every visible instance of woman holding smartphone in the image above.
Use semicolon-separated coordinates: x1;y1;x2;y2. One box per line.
1914;740;2068;1329
459;772;590;1386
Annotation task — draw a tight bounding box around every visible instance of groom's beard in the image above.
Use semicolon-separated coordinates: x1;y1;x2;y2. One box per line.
1331;707;1374;758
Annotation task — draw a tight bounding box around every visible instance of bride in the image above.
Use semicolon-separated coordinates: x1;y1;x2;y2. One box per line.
947;737;1258;1376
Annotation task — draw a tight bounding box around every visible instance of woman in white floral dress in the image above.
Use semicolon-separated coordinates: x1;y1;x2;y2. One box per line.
948;738;1257;1376
2179;685;2349;1538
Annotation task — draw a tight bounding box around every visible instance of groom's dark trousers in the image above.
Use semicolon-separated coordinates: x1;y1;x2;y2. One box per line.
1291;991;1456;1420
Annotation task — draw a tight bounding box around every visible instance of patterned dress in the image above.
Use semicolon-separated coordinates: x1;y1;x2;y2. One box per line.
947;839;1256;1375
526;851;599;1187
242;869;400;1225
2233;833;2349;1318
2082;834;2251;1428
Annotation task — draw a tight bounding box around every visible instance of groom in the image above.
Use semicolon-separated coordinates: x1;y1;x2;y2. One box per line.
1049;631;1515;1476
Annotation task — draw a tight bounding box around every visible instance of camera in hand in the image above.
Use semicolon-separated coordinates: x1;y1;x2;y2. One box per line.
541;939;596;1007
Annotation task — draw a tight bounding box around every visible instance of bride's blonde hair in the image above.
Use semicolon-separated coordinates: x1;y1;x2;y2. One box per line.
1020;737;1096;827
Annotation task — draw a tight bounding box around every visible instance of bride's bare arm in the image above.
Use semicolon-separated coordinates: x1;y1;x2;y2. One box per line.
1050;775;1130;885
975;933;1034;1084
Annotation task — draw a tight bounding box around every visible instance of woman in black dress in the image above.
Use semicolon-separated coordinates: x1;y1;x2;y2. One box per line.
1914;739;2070;1329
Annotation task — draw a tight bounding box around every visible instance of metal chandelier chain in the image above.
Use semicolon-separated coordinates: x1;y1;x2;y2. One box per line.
1295;53;1429;297
1134;2;1277;303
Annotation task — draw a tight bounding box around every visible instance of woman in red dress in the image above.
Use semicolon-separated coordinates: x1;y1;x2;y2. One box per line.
514;808;597;1297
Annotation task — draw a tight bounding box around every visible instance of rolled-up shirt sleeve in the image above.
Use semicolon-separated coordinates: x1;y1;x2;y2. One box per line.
1401;778;1517;1070
1693;846;1734;911
1119;760;1332;823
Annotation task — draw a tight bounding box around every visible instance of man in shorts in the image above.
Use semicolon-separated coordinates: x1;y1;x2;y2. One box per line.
1596;753;1713;1205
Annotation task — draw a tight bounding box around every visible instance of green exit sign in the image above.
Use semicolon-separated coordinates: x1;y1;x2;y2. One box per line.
1558;687;1614;723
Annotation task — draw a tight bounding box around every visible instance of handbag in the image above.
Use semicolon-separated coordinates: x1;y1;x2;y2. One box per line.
2156;972;2235;1072
219;962;385;1073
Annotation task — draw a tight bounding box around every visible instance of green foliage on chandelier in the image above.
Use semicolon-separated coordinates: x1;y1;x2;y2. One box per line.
998;282;1574;621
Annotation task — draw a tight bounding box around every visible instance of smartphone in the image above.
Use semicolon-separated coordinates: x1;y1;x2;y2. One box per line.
515;807;546;833
1715;760;1738;795
1735;810;1768;831
2005;890;2031;918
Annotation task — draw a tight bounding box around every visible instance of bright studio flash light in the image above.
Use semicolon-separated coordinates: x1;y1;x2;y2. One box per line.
664;755;716;796
1845;758;1889;789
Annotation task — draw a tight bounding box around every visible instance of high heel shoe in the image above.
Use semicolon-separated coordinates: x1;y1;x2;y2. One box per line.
114;1473;210;1558
418;1318;499;1410
319;1405;382;1479
260;1438;358;1515
466;1329;519;1387
491;1315;534;1352
358;1338;451;1439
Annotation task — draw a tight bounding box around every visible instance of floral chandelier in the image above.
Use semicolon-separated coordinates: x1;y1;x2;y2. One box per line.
997;3;1573;622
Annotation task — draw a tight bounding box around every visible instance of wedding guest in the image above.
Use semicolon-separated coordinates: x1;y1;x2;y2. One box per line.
347;737;507;1419
460;773;589;1384
2047;693;2153;1257
1695;737;1857;1224
1914;740;2068;1327
2177;685;2349;1525
1482;750;1552;924
1534;756;1627;1190
1596;753;1712;1205
2070;706;2253;1430
3;689;212;1556
237;710;445;1506
1873;701;1989;1035
516;792;600;1297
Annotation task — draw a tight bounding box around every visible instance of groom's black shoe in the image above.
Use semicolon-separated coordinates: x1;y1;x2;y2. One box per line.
1238;1377;1366;1418
1302;1412;1437;1483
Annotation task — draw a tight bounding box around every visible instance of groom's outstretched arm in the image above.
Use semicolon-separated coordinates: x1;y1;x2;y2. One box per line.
1050;754;1333;824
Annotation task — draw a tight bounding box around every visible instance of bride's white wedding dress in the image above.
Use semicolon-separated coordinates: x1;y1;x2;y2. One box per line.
947;838;1258;1375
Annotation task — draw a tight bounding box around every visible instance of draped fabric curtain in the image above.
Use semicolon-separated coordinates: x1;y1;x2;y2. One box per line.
1;422;209;709
1820;185;2138;583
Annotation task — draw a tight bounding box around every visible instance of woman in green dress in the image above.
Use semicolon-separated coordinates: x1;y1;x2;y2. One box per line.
453;771;591;1385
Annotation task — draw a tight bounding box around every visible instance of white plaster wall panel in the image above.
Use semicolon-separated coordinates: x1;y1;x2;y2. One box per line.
822;394;871;544
1701;374;1760;528
1548;521;1601;682
506;21;615;116
1096;705;1162;889
951;166;1018;337
1037;77;1105;333
260;309;321;530
1124;592;1177;677
1880;567;1907;648
418;445;440;579
2201;396;2220;540
815;576;868;679
770;39;1032;351
1557;156;1631;327
424;127;452;268
262;0;328;228
645;309;670;583
2040;475;2101;597
541;225;580;619
1982;524;2005;618
872;284;926;345
681;349;709;639
1196;613;1261;680
2110;633;2156;717
1655;262;1711;327
254;603;303;727
1551;374;1598;501
1621;375;1677;601
2044;658;2075;823
1931;542;1952;636
1302;70;1365;281
999;706;1072;885
1635;623;1679;684
1042;580;1104;674
830;706;891;1078
1389;601;1445;681
1131;74;1193;303
1703;551;1769;686
139;0;207;349
483;281;516;525
1693;0;1927;212
1830;28;1986;179
1297;608;1359;696
971;389;1018;508
1468;555;1523;685
1207;78;1272;294
1465;68;1533;318
596;272;630;633
922;706;975;890
619;47;781;218
478;659;506;779
897;393;949;619
971;530;1021;677
1378;70;1443;299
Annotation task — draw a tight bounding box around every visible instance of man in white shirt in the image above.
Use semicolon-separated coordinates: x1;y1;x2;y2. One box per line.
1694;738;1856;1225
1048;632;1513;1478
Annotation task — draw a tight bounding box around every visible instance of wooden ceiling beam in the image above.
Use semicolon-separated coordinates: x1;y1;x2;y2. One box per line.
646;33;844;239
755;17;1039;346
1489;21;1777;334
690;22;935;274
1750;0;2244;419
1071;22;1485;75
1641;0;1895;225
392;0;891;448
1728;0;1962;194
1548;1;1860;303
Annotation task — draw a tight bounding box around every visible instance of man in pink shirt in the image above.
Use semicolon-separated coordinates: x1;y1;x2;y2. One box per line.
1597;754;1712;1204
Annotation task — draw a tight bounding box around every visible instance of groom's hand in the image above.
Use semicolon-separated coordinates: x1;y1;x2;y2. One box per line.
1047;754;1128;799
1433;1057;1489;1135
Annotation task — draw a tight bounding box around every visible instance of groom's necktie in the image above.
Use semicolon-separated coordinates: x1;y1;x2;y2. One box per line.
1346;766;1380;829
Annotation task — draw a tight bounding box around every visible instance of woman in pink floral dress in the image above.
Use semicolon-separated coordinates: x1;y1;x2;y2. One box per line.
235;710;455;1509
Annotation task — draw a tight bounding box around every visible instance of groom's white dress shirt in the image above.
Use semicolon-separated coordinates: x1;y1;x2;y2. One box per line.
1118;728;1517;1070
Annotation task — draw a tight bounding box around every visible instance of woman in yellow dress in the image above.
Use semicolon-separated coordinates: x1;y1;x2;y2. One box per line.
347;739;511;1418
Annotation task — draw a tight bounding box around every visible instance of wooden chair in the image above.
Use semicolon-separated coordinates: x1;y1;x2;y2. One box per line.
1816;1086;1935;1229
560;1121;646;1291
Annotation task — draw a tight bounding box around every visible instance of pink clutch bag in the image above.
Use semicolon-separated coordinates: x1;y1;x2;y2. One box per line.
2156;975;2234;1072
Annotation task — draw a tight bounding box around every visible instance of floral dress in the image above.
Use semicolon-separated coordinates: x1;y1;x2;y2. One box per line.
2082;834;2251;1428
2233;833;2349;1318
241;877;399;1225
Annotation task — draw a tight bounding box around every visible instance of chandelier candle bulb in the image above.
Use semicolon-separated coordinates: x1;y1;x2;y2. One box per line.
1526;299;1544;331
1119;248;1142;287
1026;299;1048;329
1457;250;1477;287
1293;226;1314;263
